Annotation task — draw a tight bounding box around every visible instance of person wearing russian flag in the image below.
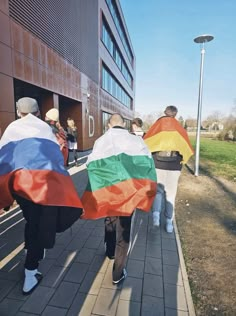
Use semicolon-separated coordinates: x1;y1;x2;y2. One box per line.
82;113;157;284
0;97;83;295
144;105;194;233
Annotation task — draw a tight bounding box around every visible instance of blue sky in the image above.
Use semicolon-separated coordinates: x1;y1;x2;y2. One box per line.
120;0;236;120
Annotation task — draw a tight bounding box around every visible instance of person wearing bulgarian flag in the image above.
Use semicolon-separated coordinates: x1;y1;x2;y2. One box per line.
103;117;147;264
144;105;194;233
82;113;157;284
0;97;83;295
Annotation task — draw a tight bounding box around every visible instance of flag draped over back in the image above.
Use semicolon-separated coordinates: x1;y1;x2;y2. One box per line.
144;117;194;164
81;128;157;219
0;114;83;210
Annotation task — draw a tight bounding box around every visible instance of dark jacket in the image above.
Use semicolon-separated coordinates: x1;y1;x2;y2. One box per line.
67;127;78;143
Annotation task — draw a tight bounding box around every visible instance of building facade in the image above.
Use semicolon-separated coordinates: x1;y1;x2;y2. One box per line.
0;0;135;150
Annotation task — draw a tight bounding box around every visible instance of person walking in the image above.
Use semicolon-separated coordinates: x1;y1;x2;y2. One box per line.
0;97;83;295
45;108;69;166
66;118;79;166
144;105;194;233
102;117;146;261
131;117;145;137
82;113;157;284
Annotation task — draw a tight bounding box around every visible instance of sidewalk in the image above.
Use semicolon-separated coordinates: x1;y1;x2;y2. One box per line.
0;158;196;316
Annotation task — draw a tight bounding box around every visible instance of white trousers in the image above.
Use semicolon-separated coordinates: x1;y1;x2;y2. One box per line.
152;169;181;220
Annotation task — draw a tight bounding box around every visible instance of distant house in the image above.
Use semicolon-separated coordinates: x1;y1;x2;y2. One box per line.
209;122;224;131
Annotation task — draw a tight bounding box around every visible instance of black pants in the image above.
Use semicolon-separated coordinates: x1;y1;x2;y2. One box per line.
72;149;78;163
67;149;78;165
105;214;133;281
15;196;48;270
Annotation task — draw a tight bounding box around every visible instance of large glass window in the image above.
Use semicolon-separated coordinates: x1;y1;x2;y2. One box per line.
102;111;131;133
105;0;133;64
102;65;132;109
115;49;122;69
102;112;111;133
102;18;132;87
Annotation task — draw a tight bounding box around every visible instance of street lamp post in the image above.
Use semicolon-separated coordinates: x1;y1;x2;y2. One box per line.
193;34;214;176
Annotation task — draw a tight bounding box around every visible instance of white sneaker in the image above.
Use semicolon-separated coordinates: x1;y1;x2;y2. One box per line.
166;219;173;233
153;213;160;227
112;268;127;284
23;269;43;295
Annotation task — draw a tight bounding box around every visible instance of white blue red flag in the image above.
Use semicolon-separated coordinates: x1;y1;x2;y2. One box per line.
0;114;83;210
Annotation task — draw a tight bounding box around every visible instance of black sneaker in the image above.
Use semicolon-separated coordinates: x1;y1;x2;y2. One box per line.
112;268;127;284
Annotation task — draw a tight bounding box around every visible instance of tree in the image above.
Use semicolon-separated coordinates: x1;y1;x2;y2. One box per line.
232;106;236;116
217;106;236;141
185;117;197;130
139;111;163;131
202;111;224;131
178;116;184;127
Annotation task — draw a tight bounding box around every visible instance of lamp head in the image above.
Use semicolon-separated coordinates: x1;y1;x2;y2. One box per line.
194;34;214;44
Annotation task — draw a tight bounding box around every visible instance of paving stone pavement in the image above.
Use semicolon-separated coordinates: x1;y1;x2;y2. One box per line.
0;156;196;316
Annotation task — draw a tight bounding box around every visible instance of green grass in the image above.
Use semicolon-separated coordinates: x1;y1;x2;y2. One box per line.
189;136;236;181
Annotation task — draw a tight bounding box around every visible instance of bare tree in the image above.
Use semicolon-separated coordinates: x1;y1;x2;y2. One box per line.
178;116;185;127
217;105;236;140
231;106;236;116
134;111;142;118
202;111;224;130
137;111;163;131
185;117;197;130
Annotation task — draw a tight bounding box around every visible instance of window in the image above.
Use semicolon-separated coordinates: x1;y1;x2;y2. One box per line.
115;49;122;69
102;18;133;87
102;112;111;133
105;0;133;64
102;111;131;133
102;65;132;109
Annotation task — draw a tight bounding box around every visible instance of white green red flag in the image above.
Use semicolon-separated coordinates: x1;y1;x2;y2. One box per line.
81;128;157;219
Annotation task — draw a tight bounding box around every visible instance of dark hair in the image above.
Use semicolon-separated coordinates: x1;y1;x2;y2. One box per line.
164;105;178;117
131;117;143;128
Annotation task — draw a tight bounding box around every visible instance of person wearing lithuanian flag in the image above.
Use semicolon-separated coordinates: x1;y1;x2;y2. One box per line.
144;106;194;233
82;113;157;284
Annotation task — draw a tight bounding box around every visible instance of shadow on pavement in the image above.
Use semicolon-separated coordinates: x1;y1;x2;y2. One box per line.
0;156;188;315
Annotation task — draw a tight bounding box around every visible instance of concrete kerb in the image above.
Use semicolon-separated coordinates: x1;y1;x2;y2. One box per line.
174;219;196;316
